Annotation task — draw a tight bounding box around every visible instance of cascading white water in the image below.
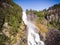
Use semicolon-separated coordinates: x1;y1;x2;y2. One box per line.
22;12;45;45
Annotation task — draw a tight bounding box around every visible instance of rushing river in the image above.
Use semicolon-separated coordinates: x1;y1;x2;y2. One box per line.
22;12;45;45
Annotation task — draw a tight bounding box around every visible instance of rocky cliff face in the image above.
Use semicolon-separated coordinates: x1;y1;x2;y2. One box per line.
45;29;60;45
42;3;60;45
45;3;60;30
0;0;27;45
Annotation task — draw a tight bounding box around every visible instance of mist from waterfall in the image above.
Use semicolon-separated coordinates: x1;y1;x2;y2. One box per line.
22;12;45;45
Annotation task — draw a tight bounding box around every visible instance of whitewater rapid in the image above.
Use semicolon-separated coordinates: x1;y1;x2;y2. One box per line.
22;12;45;45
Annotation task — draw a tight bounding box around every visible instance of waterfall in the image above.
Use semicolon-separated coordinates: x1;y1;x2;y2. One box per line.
22;12;45;45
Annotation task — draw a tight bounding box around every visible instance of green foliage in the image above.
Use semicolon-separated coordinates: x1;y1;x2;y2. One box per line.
0;0;22;44
45;3;60;30
26;3;60;30
0;33;9;45
49;3;60;9
26;9;45;22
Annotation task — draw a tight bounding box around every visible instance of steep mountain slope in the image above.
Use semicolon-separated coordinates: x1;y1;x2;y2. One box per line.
45;3;60;30
26;3;60;30
0;0;26;45
26;3;60;45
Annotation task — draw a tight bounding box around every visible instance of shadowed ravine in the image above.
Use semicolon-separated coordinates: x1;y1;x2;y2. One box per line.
22;12;45;45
